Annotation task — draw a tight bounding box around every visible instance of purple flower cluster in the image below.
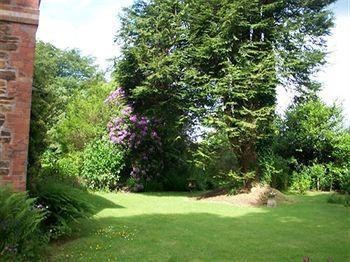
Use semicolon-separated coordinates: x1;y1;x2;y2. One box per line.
108;108;161;149
104;88;125;105
106;88;163;190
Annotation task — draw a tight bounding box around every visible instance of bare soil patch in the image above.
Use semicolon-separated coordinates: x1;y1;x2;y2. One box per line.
195;184;292;207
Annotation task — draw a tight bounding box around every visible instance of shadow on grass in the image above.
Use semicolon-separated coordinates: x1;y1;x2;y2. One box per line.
139;190;334;203
83;192;125;213
48;193;123;250
54;203;349;261
138;191;204;198
50;193;349;261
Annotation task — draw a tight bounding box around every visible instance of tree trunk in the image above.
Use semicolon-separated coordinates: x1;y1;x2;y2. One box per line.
223;98;258;189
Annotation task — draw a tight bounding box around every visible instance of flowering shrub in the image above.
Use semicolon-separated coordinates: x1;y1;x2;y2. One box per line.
105;88;163;191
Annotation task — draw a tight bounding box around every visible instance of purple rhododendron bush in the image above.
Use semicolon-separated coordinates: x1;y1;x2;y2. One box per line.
105;88;164;191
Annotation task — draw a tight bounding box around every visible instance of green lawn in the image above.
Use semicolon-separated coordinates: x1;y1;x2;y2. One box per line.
49;192;350;261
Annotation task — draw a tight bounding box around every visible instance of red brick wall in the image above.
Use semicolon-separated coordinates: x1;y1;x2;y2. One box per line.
0;0;40;191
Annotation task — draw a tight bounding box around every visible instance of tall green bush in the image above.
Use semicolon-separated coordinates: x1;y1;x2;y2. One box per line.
191;131;237;190
51;83;114;153
275;100;350;192
307;164;328;191
327;164;350;193
290;168;312;195
82;138;125;190
277;100;348;166
30;41;101;169
259;151;291;190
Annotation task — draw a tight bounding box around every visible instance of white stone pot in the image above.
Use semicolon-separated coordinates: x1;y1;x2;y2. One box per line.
267;198;277;208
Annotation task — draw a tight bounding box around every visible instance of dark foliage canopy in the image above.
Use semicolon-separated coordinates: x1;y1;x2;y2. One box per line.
115;0;336;179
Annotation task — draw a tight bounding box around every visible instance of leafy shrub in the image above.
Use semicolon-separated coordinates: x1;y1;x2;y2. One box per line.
30;41;102;172
307;164;328;191
289;164;349;194
143;179;164;192
327;193;350;207
327;164;350;193
125;177;164;192
29;150;86;190
213;170;255;192
40;150;82;177
32;149;60;177
340;169;350;194
259;151;291;190
0;187;48;261
191;131;238;190
125;177;137;191
82;138;125;190
259;153;280;185
30;180;93;239
346;196;350;207
51;82;113;153
161;166;189;192
290;168;312;194
276;99;347;166
55;152;82;178
187;168;214;191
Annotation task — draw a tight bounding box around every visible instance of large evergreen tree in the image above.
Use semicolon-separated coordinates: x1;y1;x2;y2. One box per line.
115;0;203;184
185;0;335;181
115;0;336;185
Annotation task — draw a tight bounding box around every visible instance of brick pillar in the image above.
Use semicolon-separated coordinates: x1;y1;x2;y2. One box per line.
0;0;40;191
